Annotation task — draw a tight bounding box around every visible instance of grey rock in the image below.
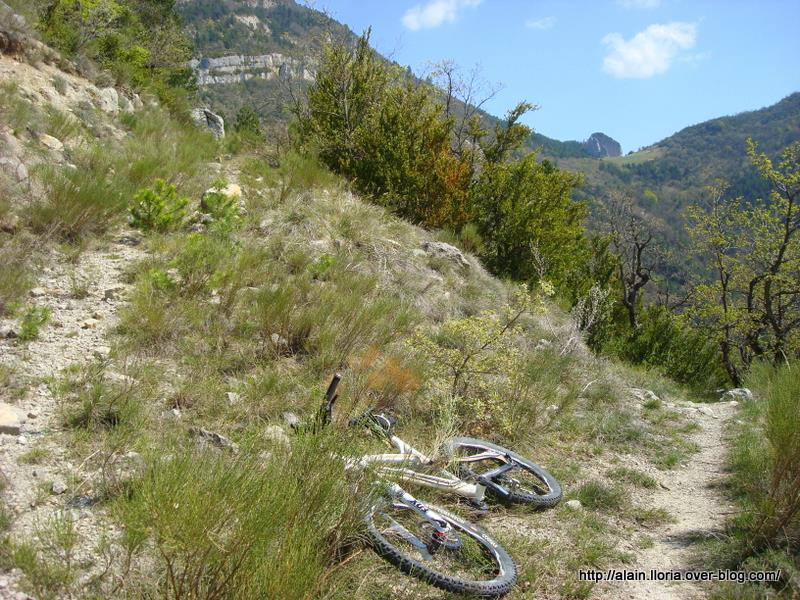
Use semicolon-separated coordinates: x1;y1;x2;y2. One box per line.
0;402;27;435
117;231;143;246
629;388;660;403
39;134;64;152
93;346;111;359
0;323;18;339
583;132;621;158
190;108;225;139
52;481;67;495
190;427;239;453
226;392;241;405
270;332;288;348
17;435;27;445
98;87;119;114
565;499;583;510
0;156;28;182
118;93;133;113
721;388;753;401
420;241;470;269
697;406;716;418
282;411;301;429
264;425;290;447
161;407;181;419
104;285;125;301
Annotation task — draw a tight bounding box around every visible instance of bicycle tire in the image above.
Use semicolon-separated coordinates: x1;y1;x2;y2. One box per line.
364;497;517;597
442;437;562;508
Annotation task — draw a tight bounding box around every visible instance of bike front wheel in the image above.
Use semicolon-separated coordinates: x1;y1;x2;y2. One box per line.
364;496;517;597
442;437;562;508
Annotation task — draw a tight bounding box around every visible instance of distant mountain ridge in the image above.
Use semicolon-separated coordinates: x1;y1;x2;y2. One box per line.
176;0;800;241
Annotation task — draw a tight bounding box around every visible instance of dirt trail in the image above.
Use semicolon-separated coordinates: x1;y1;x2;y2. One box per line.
0;231;144;600
600;399;738;600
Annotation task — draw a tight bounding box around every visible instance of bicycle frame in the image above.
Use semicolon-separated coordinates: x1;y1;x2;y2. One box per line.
354;434;489;502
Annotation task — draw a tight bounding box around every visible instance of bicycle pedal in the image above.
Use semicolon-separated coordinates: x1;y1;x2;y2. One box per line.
465;499;490;517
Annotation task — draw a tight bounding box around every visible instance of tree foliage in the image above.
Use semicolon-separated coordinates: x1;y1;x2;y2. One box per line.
295;31;588;289
685;140;800;384
38;0;194;103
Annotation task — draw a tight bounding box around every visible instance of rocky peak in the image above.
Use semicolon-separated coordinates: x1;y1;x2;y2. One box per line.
583;132;622;158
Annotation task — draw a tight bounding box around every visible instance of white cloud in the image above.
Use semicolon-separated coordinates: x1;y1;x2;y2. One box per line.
617;0;661;8
402;0;482;31
602;22;697;78
525;16;556;30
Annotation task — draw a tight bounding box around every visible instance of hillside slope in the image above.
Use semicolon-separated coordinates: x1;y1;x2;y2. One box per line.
565;92;800;234
0;33;741;600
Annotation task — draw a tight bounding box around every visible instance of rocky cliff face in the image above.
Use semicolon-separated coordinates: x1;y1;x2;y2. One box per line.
583;132;622;158
189;53;314;86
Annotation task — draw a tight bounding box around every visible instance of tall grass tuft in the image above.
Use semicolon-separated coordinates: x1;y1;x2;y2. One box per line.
113;432;368;600
710;363;800;596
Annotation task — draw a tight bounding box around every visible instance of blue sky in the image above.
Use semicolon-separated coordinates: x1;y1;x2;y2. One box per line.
317;0;800;153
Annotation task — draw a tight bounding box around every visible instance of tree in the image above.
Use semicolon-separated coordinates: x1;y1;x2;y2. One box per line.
602;192;658;329
294;31;471;229
469;103;587;286
685;140;800;384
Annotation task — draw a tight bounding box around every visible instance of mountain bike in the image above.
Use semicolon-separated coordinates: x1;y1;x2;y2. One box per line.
315;374;562;597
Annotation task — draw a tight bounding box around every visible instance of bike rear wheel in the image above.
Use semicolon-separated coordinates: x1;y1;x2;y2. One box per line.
442;437;562;508
364;496;517;597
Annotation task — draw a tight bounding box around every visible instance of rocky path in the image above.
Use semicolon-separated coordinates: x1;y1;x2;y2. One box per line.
0;231;144;599
601;399;738;600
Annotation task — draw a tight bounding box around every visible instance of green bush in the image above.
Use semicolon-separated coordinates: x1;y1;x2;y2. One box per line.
709;363;800;596
0;236;34;316
38;0;194;107
18;305;51;341
129;179;188;232
112;432;368;600
296;32;589;289
606;305;728;389
27;147;126;241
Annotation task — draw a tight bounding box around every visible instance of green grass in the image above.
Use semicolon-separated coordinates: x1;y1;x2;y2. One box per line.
574;481;627;512
108;431;369;600
19;447;50;465
705;363;800;598
607;466;659;489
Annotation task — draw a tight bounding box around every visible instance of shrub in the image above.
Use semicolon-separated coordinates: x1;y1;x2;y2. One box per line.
112;432;368;600
18;305;51;341
0;235;34;316
129;179;188;232
709;363;800;596
27;147;125;241
608;305;728;389
37;0;194;107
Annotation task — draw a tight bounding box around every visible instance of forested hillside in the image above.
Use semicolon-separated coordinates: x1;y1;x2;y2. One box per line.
569;92;800;234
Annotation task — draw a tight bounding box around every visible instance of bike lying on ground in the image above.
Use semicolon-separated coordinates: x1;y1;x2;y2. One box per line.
314;374;562;598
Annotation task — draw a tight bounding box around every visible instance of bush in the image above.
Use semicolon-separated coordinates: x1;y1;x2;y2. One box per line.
709;363;800;596
296;32;589;289
129;179;188;232
606;305;728;389
0;234;34;316
112;432;368;600
37;0;194;107
18;305;51;341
